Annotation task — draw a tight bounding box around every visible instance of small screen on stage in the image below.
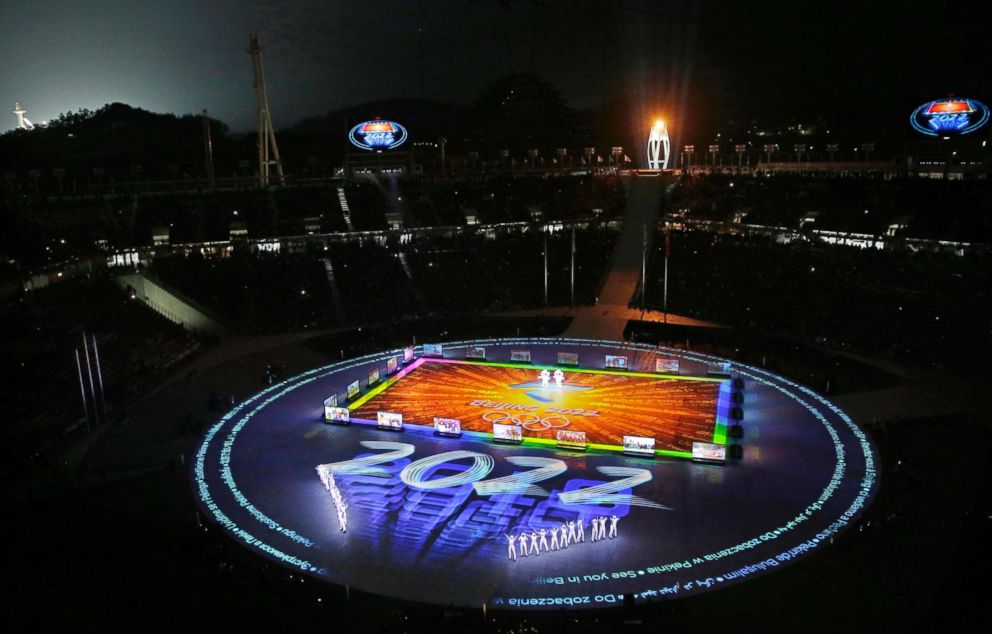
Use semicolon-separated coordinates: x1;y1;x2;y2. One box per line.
707;361;732;377
377;411;403;431
656;358;680;374
346;380;360;400
692;442;727;463
324;394;338;408
386;356;398;374
510;350;532;362
368;368;380;386
434;417;462;437
403;346;415;363
556;429;587;450
623;435;656;456
325;406;350;424
605;355;628;369
557;352;579;366
493;422;523;444
465;346;486;360
423;343;443;357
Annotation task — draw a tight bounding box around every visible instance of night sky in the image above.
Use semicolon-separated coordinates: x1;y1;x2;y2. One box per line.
1;0;987;133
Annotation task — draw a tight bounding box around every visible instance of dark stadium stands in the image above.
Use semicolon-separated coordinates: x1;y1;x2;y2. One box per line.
0;275;198;471
148;225;618;332
640;230;991;369
666;173;992;242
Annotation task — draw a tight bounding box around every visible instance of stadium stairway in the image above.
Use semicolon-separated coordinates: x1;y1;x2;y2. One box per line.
337;188;355;231
396;251;430;316
320;258;349;324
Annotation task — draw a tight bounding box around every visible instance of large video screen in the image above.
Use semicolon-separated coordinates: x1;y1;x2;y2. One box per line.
510;350;532;363
465;346;486;360
692;442;727;464
605;354;628;370
353;358;722;454
556;429;587;450
623;435;656;457
325;406;350;424
377;411;403;431
368;368;380;386
386;356;398;374
433;417;462;437
403;346;415;363
656;358;680;374
557;352;579;366
492;422;523;444
423;343;443;357
346;380;360;400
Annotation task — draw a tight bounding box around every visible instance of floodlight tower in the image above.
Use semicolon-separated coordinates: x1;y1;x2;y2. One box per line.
202;109;215;189
248;33;284;187
647;119;670;169
13;103;34;130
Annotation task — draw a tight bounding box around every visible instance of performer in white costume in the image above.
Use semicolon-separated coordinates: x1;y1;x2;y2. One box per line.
530;532;542;556
506;533;518;560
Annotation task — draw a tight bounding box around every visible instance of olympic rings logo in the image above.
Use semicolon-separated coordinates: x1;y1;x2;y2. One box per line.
482;410;571;431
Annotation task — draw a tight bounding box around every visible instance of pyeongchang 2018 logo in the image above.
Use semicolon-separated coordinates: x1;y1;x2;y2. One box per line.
910;98;990;137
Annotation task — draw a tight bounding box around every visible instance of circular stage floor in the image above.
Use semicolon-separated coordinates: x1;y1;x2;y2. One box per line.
194;338;877;610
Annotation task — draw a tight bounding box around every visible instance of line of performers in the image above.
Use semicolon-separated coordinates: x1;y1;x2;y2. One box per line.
316;467;348;533
505;515;620;561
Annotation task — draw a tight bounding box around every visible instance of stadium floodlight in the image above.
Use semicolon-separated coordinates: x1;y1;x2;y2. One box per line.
440;137;447;176
734;144;746;169
683;145;695;171
647;120;670;170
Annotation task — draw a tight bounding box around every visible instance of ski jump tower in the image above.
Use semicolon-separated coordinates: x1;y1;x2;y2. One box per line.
13;103;34;130
247;33;284;187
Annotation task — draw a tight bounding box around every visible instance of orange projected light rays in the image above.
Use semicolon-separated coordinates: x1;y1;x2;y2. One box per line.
352;361;720;453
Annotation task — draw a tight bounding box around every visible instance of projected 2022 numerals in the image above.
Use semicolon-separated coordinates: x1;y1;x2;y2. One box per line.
317;441;668;509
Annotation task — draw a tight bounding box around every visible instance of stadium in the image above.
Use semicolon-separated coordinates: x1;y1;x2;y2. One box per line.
2;3;990;632
195;338;875;609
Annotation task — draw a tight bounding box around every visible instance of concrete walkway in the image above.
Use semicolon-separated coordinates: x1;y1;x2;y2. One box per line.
557;174;714;339
596;176;662;307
